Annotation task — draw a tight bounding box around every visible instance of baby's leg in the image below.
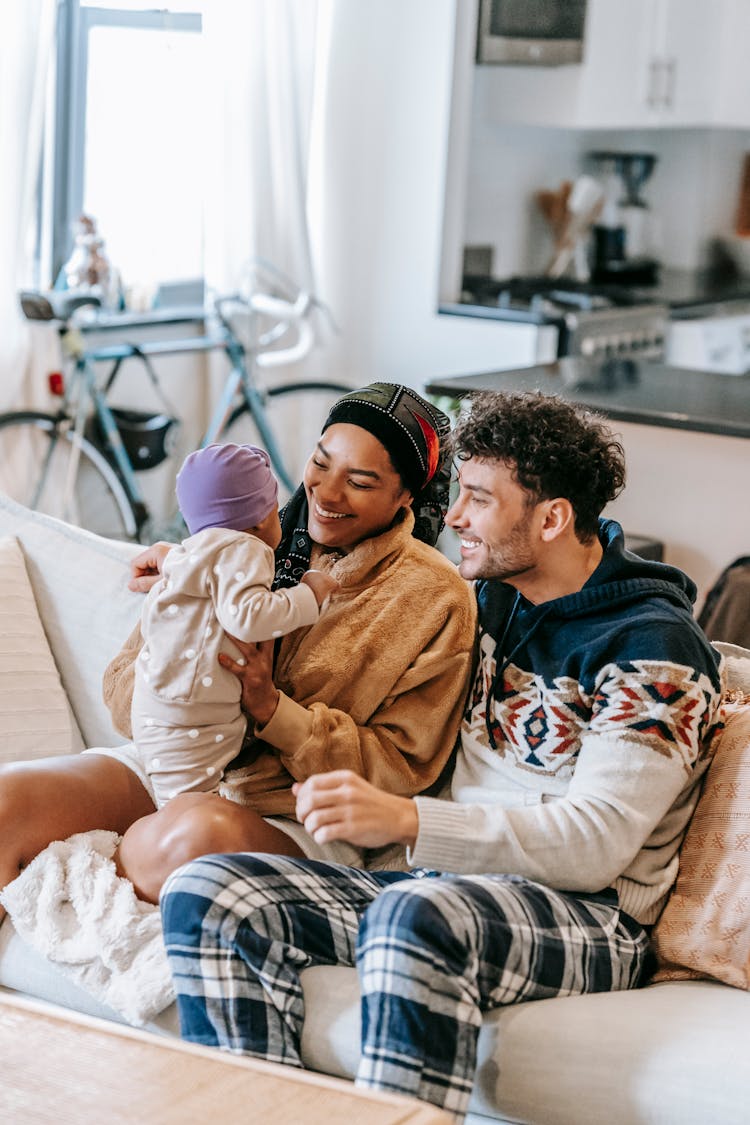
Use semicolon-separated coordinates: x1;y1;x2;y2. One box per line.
116;793;306;904
133;714;245;809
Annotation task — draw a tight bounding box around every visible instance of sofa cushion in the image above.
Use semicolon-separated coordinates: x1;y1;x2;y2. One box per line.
0;493;143;748
299;966;749;1125
0;535;83;759
650;692;750;989
0;917;179;1038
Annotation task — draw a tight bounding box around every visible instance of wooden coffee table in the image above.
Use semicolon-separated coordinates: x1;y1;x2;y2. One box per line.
0;991;450;1123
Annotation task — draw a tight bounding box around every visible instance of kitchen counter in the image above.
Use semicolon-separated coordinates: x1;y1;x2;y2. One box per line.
424;357;750;440
441;268;750;324
622;267;750;312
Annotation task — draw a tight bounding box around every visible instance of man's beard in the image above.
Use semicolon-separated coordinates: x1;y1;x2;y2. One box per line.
476;519;536;582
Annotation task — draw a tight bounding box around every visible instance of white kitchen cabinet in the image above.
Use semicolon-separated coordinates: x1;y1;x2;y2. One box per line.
574;0;657;128
577;0;722;127
479;0;729;130
714;0;750;128
656;0;724;124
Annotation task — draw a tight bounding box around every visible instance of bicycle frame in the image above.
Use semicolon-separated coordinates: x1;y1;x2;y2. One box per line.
198;328;298;493
64;307;301;516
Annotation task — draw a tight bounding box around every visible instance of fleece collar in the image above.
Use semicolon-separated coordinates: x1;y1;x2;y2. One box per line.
311;508;415;588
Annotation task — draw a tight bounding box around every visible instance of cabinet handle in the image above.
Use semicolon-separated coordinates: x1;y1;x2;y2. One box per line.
646;58;661;108
664;57;676;110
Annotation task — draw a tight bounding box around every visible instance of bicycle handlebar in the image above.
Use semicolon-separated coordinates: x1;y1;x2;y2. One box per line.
256;318;314;367
246;291;311;322
214;290;316;368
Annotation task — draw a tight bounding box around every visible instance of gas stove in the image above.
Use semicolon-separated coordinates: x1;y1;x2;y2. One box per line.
459;275;669;361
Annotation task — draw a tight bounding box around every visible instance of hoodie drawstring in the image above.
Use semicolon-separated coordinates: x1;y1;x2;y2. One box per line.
485;596;554;750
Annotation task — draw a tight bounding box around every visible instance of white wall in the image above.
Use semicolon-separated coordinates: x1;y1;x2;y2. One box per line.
308;0;552;389
606;421;750;611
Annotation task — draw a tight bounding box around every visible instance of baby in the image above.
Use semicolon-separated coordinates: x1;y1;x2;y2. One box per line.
130;442;336;808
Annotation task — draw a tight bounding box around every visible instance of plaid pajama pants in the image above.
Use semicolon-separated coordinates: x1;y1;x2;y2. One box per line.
160;854;650;1120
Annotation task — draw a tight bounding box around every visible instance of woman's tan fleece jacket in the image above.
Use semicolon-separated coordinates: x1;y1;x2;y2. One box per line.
103;510;477;817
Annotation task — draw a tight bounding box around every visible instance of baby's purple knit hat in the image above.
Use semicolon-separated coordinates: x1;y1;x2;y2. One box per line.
176;443;278;535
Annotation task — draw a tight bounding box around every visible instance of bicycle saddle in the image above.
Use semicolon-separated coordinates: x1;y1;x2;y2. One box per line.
19;290;102;322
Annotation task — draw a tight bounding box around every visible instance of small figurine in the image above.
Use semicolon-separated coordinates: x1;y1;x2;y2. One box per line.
61;213;122;308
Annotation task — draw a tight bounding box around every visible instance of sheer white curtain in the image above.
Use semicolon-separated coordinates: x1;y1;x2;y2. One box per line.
0;0;57;411
198;0;335;493
201;0;321;298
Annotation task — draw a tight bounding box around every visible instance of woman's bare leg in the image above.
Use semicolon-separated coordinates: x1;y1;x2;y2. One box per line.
0;753;155;920
117;793;306;904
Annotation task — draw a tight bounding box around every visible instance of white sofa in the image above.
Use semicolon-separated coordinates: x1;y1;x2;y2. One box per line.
0;491;748;1125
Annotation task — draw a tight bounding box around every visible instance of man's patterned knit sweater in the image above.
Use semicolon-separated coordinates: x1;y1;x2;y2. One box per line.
409;519;723;925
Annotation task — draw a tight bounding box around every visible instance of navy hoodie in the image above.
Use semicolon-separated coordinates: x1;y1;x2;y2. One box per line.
474;518;721;752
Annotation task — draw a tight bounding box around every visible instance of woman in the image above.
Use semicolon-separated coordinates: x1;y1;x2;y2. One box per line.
0;383;476;908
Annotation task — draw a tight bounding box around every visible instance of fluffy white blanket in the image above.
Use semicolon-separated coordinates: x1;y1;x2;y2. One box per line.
0;830;175;1026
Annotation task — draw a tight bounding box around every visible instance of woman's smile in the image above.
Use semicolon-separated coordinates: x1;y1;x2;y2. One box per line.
313;503;350;521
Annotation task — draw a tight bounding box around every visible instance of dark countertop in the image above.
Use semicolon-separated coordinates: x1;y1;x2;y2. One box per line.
441;268;750;324
621;267;750;312
425;358;750;440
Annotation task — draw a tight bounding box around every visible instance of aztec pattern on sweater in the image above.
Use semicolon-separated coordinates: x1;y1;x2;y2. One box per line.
466;518;721;778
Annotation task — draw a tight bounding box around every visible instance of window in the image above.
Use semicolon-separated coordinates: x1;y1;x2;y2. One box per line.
48;1;206;299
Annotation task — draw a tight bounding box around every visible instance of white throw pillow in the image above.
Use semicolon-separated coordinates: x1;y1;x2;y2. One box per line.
0;535;83;760
0;493;143;748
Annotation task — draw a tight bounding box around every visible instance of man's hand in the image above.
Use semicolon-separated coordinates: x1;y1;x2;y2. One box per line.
293;770;419;849
219;636;279;727
127;541;174;593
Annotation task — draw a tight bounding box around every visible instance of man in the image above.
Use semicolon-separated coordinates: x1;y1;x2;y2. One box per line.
161;391;722;1122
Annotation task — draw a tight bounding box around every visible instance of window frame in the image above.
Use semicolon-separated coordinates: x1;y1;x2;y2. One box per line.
50;1;201;284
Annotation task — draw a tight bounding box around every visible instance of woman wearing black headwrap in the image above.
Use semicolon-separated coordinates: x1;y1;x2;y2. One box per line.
86;383;476;900
274;382;453;589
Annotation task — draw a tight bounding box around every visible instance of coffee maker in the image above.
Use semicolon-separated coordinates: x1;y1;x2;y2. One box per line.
588;151;660;284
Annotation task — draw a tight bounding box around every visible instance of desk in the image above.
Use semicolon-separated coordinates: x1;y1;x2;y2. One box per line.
0;992;449;1125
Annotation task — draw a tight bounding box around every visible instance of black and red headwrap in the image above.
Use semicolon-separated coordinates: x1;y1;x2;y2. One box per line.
324;381;446;488
274;383;452;589
321;382;451;546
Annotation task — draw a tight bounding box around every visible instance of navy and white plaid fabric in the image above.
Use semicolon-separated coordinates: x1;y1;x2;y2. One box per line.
161;854;650;1119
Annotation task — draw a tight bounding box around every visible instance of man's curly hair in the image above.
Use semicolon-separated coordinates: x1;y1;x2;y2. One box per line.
448;391;626;542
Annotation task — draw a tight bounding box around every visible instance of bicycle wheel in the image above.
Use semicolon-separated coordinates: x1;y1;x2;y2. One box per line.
221;381;353;500
0;411;139;540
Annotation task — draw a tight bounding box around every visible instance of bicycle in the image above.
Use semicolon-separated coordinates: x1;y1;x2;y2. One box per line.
0;275;351;542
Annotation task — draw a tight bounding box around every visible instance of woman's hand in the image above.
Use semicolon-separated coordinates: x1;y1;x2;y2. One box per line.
127;541;174;593
293;770;419;849
219;637;280;727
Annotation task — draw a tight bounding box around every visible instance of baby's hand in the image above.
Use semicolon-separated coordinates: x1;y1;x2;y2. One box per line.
301;569;340;607
128;541;174;593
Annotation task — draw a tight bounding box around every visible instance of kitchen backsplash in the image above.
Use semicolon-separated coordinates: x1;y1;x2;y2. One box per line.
463;95;750;281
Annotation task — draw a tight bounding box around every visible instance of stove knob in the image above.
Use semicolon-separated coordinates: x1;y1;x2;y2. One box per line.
580;337;598;357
